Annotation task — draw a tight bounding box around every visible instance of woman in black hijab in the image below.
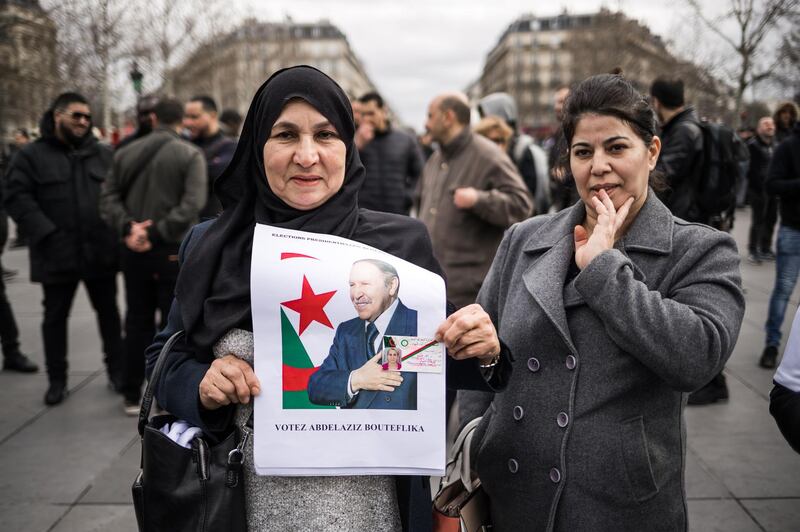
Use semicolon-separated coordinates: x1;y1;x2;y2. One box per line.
145;66;505;532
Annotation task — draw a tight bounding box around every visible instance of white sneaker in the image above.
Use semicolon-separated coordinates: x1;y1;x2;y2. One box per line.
123;400;140;417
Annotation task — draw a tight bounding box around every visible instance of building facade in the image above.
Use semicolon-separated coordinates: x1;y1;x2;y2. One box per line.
473;10;731;132
0;0;58;143
168;19;379;117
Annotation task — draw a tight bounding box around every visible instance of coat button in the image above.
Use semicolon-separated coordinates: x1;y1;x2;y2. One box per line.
549;467;561;483
508;458;519;474
385;396;391;402
557;412;569;428
513;405;524;421
566;355;577;370
527;357;540;372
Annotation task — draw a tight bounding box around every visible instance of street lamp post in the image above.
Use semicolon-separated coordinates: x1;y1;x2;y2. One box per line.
129;61;143;101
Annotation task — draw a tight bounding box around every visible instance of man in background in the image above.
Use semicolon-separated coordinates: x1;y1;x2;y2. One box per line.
355;92;424;215
101;99;207;414
183;95;237;219
5;92;122;405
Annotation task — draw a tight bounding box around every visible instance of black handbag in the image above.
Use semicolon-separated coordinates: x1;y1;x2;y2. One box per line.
132;330;249;532
433;417;491;532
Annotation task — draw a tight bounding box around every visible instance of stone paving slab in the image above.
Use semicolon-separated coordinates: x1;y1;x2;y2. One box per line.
687;499;762;532
0;502;67;532
740;499;800;532
81;437;140;504
50;504;138;532
685;448;729;499
0;375;138;505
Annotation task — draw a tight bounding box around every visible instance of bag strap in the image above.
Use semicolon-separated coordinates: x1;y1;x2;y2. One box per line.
444;416;483;492
138;330;185;437
120;139;171;202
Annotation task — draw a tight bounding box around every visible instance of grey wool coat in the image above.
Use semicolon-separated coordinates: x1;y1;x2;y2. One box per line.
471;191;744;532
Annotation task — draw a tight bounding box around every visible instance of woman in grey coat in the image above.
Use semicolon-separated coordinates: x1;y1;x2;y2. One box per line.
445;74;745;531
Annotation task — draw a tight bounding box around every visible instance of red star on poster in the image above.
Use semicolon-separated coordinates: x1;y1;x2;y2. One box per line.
280;276;336;335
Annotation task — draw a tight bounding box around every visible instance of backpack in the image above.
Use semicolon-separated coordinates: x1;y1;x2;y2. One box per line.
512;134;551;214
694;120;740;229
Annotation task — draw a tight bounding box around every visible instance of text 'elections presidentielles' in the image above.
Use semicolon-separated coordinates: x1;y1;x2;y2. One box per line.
273;423;426;432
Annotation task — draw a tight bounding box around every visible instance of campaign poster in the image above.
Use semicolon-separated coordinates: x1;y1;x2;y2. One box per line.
250;224;447;475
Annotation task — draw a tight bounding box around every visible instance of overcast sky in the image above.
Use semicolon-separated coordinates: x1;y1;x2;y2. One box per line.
247;0;724;130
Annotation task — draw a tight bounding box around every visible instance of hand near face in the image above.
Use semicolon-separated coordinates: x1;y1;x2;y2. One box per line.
574;189;633;270
453;187;479;209
199;354;261;410
124;220;153;252
351;353;403;393
354;122;374;150
436;304;500;363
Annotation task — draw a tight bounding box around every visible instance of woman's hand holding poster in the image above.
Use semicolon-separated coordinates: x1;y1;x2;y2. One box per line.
251;224;446;475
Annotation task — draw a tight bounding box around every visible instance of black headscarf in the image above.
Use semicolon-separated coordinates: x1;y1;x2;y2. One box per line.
176;66;365;349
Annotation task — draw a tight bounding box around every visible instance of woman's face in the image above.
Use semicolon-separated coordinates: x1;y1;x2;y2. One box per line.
388;350;398;363
263;100;346;210
570;113;660;219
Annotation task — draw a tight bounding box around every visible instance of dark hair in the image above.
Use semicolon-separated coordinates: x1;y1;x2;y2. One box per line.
560;74;665;191
14;128;29;139
51;92;88;112
358;91;384;108
189;95;218;113
153;99;184;125
220;109;242;133
773;101;798;127
439;96;471;126
650;77;684;109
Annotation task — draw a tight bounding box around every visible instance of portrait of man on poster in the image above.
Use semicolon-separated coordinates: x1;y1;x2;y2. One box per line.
308;258;418;410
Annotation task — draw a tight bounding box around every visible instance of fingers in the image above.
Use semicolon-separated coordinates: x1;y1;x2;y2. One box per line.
199;356;260;410
599;188;615;214
437;304;500;360
614;197;635;231
381;372;403;386
199;374;231;410
439;305;483;347
219;363;251;404
573;225;588;247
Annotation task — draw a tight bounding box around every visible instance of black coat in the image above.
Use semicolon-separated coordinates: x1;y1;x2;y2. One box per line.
746;135;774;194
358;126;424;215
654;107;704;222
765;123;800;231
3;113;118;283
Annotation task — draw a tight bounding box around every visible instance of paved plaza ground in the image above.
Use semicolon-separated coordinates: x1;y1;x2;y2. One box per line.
0;209;798;531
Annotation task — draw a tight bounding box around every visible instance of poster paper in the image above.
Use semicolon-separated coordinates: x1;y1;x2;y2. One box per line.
251;224;447;475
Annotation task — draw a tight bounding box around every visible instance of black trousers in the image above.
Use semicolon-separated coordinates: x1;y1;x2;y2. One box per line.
42;275;123;383
748;191;779;254
121;245;179;402
0;264;21;358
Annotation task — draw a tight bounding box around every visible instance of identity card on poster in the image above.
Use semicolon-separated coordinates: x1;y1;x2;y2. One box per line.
250;224;447;476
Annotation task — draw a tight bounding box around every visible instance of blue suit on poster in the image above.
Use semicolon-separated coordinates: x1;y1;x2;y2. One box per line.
308;300;418;410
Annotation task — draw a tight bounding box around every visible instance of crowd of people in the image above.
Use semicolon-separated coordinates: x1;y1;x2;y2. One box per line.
0;63;799;530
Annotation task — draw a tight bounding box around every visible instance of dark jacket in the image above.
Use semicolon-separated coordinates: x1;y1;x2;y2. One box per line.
746;135;774;194
765;123;800;231
144;214;507;532
307;301;418;410
655;107;705;221
470;192;744;531
192;131;236;219
100;128;207;245
358;126;424;215
4;111;117;283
